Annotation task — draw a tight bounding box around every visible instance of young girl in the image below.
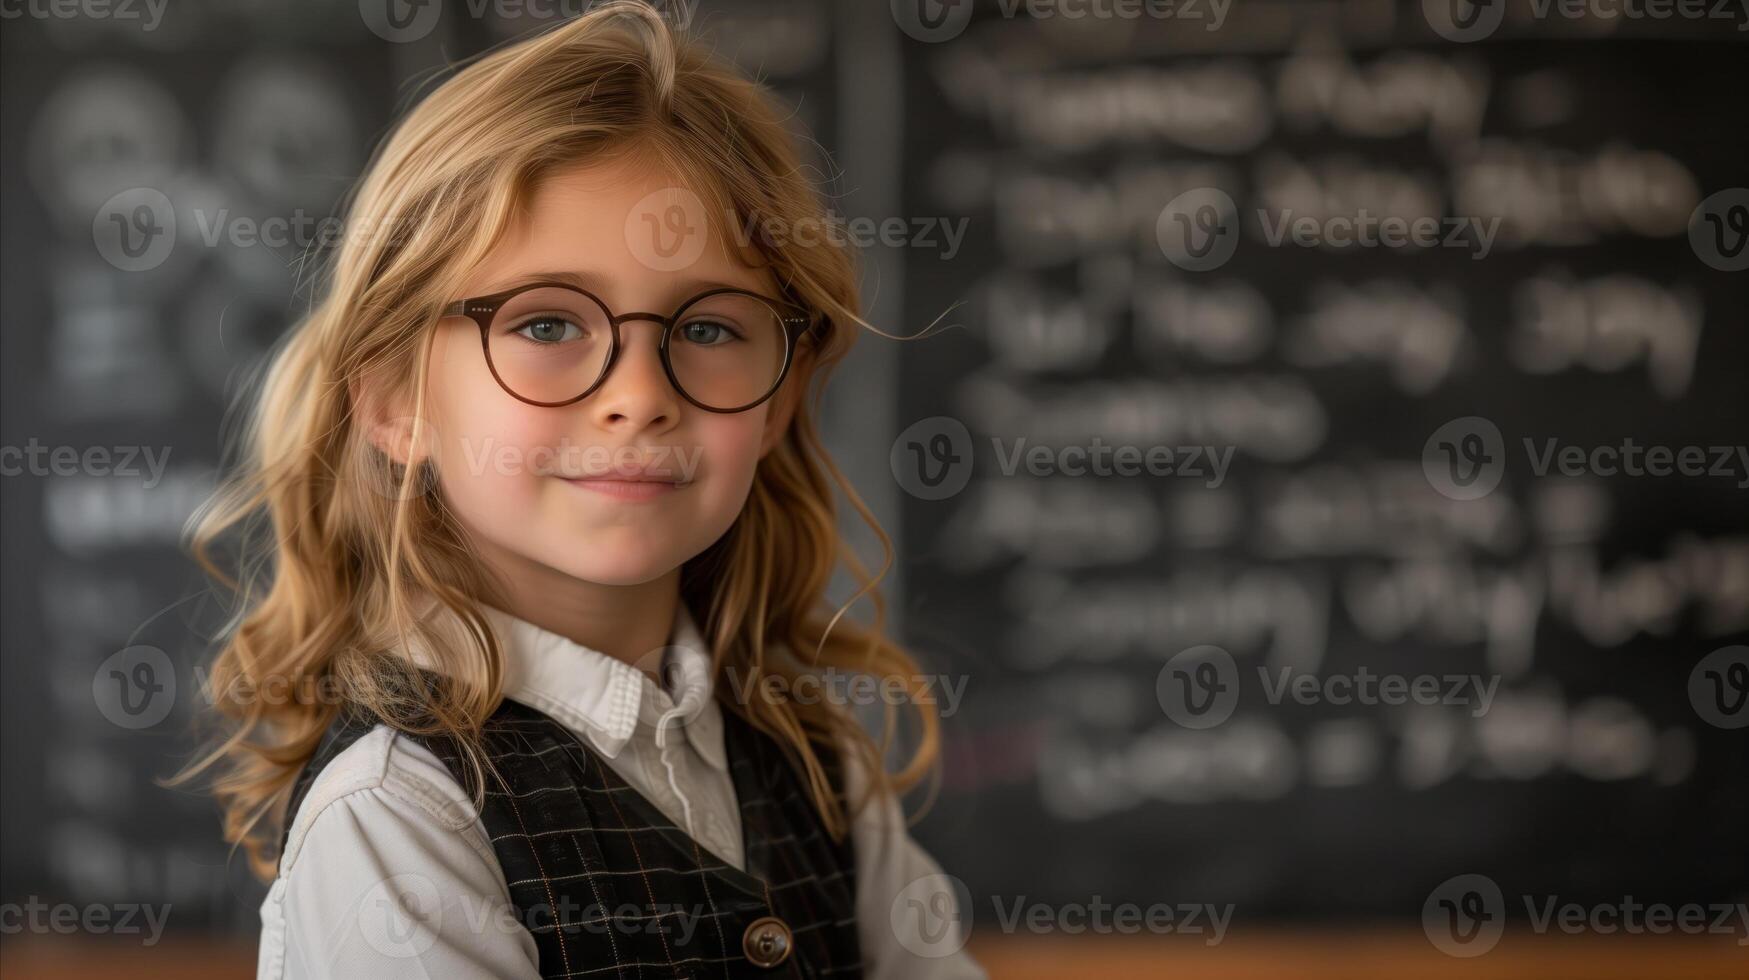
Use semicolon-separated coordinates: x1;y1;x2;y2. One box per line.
172;3;982;977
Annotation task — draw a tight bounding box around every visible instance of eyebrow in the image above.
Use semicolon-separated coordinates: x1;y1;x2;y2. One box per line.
483;270;764;304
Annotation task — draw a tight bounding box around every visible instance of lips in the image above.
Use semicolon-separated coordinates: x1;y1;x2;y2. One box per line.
566;473;682;484
560;471;687;502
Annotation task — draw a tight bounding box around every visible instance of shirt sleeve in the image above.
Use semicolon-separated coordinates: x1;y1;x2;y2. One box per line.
261;732;543;980
844;748;988;980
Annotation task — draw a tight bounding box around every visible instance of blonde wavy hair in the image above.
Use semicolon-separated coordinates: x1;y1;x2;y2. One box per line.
167;0;940;883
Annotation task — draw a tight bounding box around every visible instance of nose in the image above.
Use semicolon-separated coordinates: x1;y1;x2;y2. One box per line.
588;318;681;431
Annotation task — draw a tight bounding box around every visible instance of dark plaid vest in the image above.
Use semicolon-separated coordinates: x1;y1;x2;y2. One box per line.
278;687;863;978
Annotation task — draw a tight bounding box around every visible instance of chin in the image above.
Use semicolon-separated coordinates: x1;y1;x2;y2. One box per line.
547;547;682;587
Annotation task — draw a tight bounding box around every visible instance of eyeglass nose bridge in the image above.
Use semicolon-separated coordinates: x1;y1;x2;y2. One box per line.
590;312;682;404
608;311;676;328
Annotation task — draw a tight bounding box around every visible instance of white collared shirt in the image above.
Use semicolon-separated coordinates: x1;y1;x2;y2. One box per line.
256;600;984;979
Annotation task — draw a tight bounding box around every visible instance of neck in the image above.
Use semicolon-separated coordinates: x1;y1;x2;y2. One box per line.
474;540;682;680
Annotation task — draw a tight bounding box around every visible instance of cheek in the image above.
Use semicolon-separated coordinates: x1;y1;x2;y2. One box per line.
423;326;567;505
697;412;768;493
670;411;771;547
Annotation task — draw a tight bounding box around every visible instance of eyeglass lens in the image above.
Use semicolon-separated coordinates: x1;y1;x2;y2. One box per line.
484;287;789;409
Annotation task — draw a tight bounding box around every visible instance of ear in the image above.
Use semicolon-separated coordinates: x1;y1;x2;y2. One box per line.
758;346;813;458
351;372;432;467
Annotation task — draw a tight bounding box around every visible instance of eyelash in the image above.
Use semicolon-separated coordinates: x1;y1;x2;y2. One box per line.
510;317;586;344
503;316;746;345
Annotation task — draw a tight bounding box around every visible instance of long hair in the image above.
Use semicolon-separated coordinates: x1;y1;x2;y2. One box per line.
166;0;940;883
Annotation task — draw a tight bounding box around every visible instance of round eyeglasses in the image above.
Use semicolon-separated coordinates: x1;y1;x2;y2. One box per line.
442;280;817;413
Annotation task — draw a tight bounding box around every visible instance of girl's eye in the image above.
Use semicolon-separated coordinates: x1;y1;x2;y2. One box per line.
513;317;584;344
678;319;741;346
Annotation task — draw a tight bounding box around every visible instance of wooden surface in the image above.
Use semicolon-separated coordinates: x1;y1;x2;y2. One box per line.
2;932;1745;978
966;931;1749;979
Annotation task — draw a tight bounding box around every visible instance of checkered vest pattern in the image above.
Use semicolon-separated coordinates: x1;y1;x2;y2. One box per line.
278;682;863;978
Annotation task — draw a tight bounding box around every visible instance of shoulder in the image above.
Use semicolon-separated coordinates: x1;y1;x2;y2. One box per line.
259;722;540;979
277;722;493;878
831;735;900;831
836;738;988;979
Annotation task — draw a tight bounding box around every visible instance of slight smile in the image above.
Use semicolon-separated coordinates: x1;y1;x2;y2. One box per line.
561;475;687;501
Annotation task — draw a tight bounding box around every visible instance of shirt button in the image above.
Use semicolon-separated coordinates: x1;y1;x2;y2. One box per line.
741;915;792;969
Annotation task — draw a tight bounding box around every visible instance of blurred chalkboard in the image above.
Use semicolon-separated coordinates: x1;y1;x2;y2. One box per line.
3;0;1746;947
892;2;1749;920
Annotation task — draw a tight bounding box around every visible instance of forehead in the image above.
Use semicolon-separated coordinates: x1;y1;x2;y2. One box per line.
462;154;776;304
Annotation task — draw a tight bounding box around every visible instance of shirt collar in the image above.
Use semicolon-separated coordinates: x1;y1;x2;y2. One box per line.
405;596;726;772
